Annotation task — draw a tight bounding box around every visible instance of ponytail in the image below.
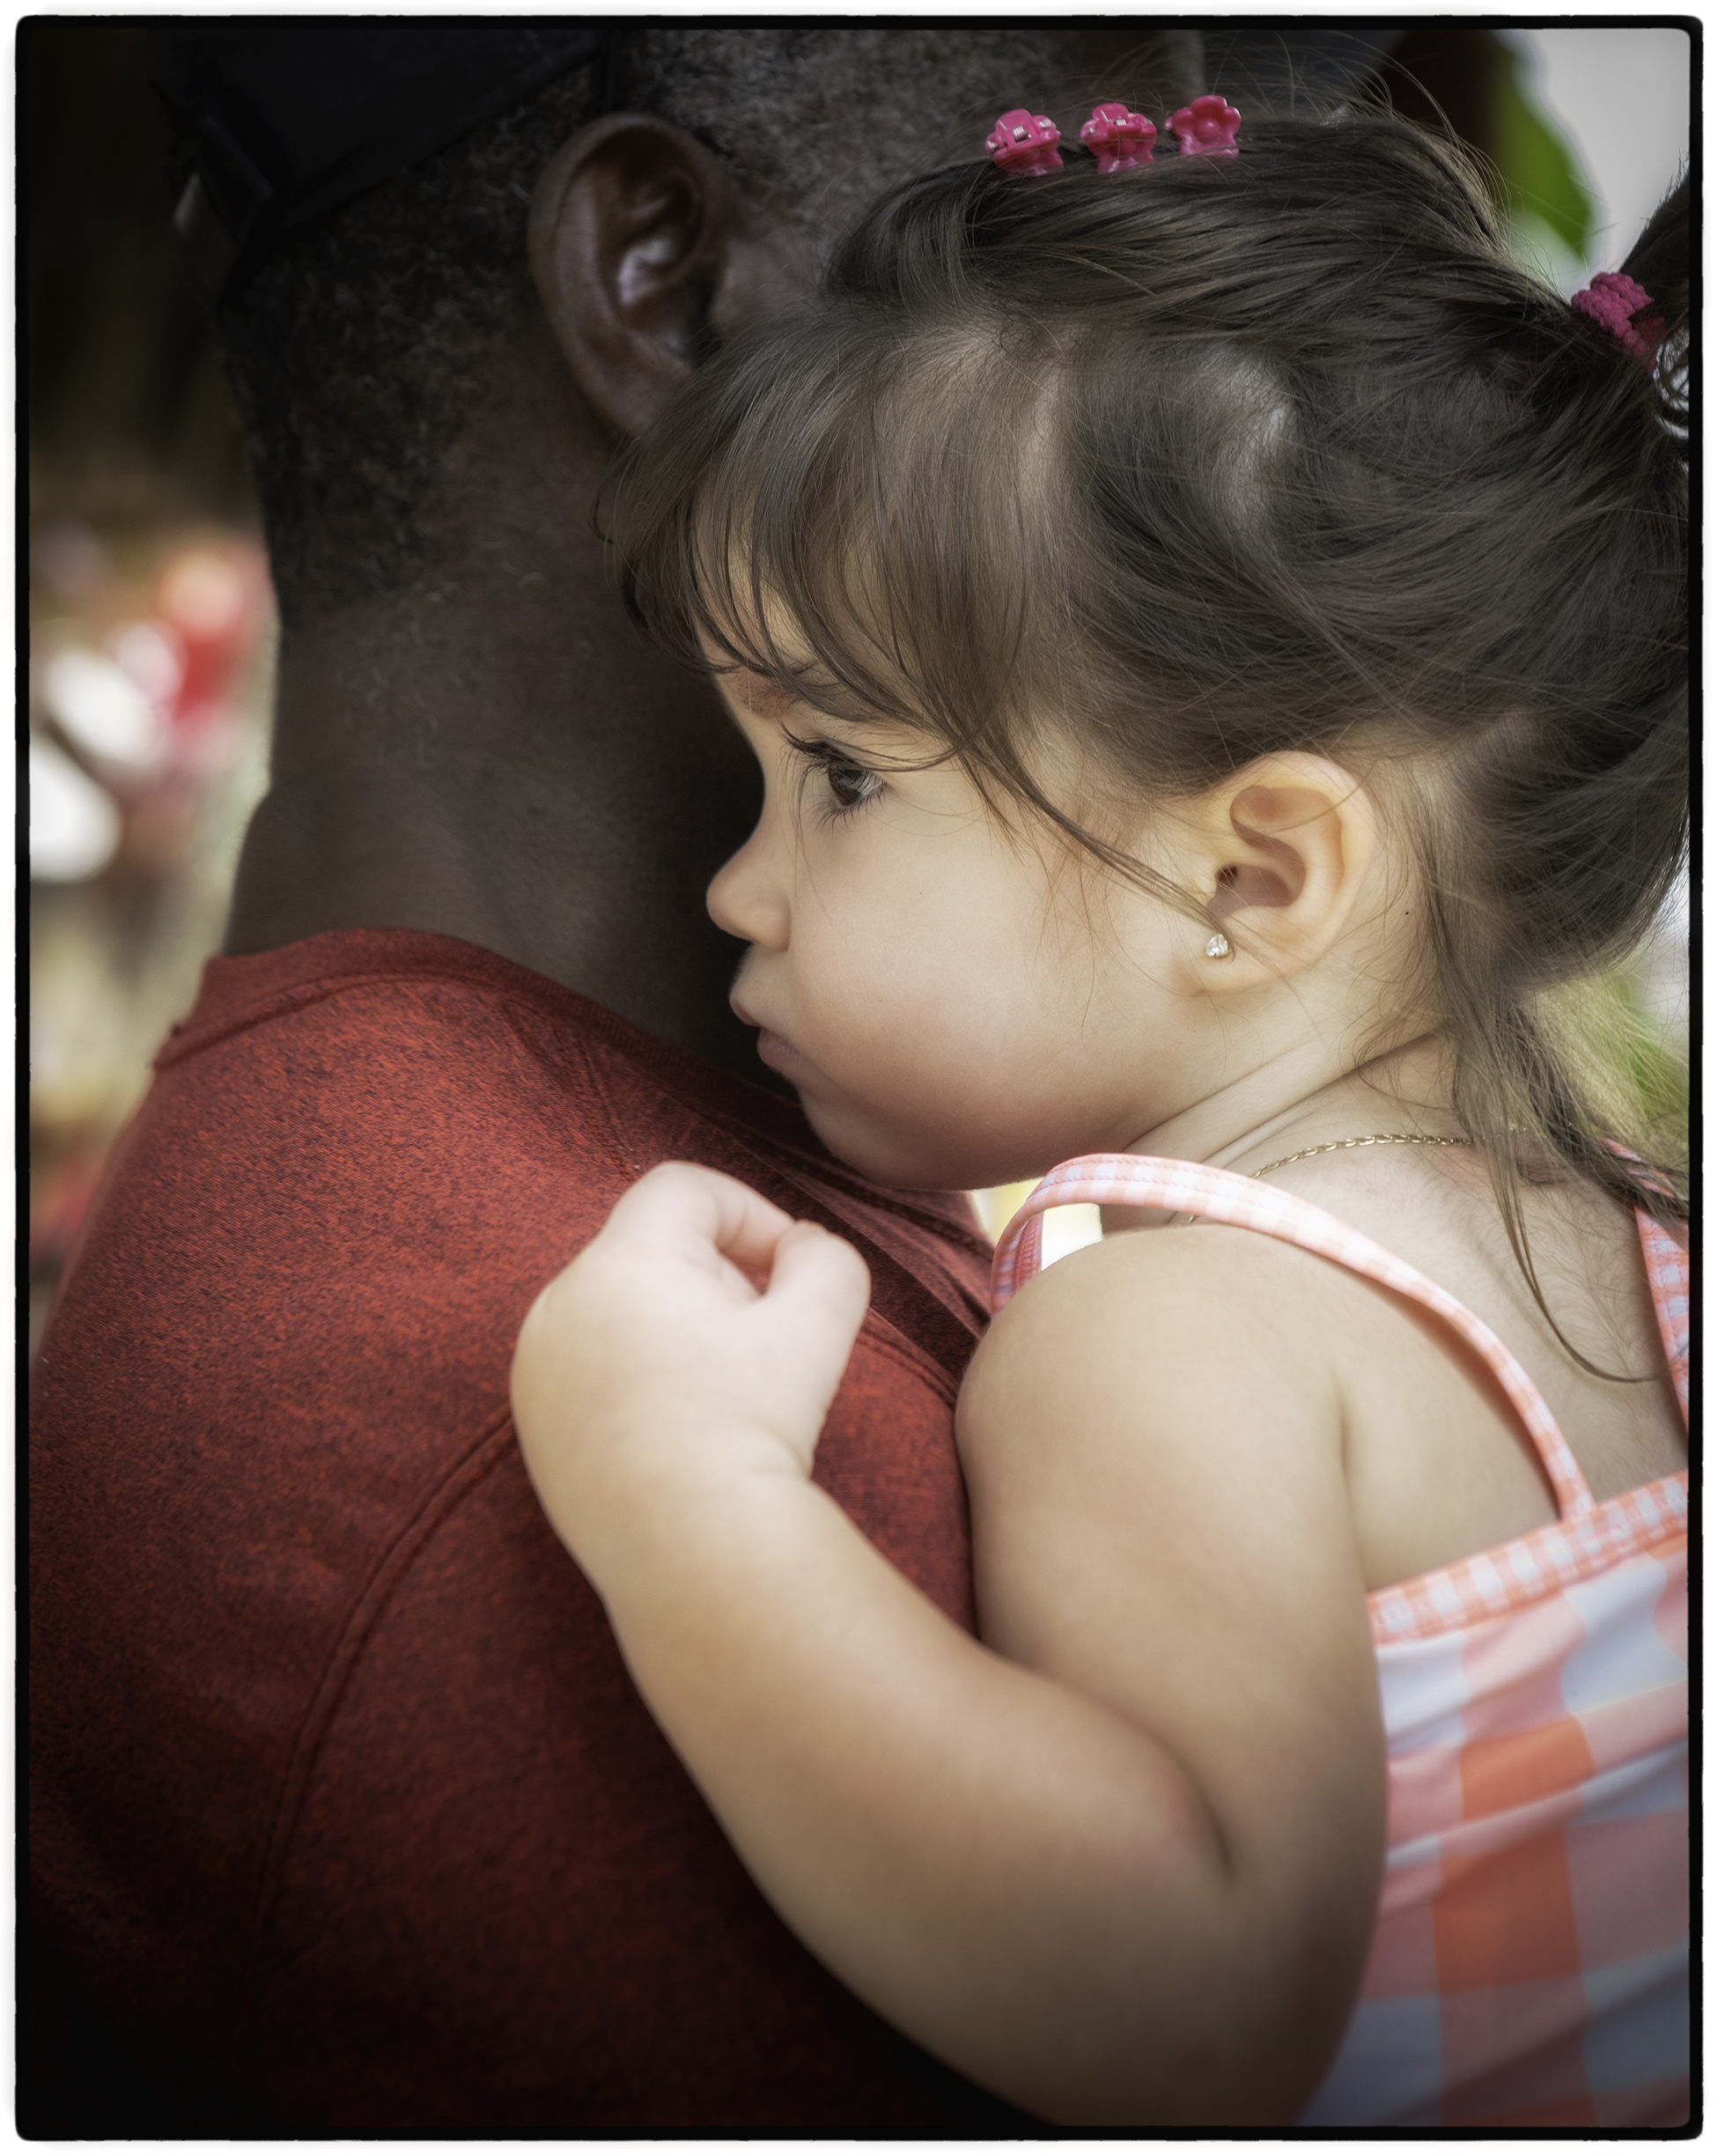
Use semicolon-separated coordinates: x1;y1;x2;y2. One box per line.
1621;171;1691;419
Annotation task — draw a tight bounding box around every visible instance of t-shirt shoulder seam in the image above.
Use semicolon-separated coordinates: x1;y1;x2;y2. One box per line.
156;958;547;1067
570;1021;692;1185
234;1405;520;2029
855;1312;961;1411
233;1319;952;2010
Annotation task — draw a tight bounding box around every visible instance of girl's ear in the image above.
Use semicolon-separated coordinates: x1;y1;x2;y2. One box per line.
1189;752;1381;982
528;114;815;442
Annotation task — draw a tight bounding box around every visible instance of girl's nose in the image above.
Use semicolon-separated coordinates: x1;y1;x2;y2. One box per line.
707;821;791;950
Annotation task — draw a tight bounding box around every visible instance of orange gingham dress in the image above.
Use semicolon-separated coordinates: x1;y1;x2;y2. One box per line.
992;1156;1690;2130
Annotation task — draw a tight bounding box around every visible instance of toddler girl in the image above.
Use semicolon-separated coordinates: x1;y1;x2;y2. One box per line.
511;101;1688;2127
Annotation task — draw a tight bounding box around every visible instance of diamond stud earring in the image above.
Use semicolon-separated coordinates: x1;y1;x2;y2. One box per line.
1204;932;1233;960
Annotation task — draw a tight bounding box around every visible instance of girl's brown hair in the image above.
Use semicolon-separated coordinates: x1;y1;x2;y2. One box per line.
616;110;1689;1290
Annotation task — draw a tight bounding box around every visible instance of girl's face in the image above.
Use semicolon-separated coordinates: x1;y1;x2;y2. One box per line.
708;671;1206;1191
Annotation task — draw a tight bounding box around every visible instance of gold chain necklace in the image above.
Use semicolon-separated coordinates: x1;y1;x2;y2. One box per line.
1247;1132;1472;1181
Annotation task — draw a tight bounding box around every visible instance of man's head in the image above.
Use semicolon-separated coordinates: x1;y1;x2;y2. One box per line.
151;26;1202;627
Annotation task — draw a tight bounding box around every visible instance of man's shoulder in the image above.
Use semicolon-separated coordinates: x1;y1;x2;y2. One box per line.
26;931;996;2129
59;925;992;1370
156;925;816;1165
32;920;984;1586
145;925;801;1195
160;926;682;1124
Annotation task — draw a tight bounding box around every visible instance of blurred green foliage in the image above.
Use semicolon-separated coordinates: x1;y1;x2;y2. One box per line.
1485;48;1684;1179
1493;41;1597;261
1547;961;1689;1181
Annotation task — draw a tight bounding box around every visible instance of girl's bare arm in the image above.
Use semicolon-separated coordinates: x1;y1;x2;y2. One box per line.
512;1165;1384;2125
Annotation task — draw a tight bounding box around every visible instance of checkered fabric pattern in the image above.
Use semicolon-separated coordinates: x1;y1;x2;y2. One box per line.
992;1156;1690;2129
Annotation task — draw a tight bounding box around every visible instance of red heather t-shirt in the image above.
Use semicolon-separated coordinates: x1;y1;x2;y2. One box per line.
29;928;1029;2134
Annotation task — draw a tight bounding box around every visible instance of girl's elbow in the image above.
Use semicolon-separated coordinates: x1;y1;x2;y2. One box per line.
978;1907;1368;2128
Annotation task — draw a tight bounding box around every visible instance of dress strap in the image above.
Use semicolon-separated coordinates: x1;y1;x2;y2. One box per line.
992;1153;1598;1521
1636;1210;1691;1422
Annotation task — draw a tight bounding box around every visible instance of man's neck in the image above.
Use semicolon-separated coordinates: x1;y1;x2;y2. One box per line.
226;561;772;1082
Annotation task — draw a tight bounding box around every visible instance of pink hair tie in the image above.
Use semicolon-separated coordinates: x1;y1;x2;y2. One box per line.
1080;101;1156;171
1169;94;1242;158
1571;270;1664;360
985;108;1063;176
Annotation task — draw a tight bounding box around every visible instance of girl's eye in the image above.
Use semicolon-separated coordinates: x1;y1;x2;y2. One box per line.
784;730;885;820
822;752;883;813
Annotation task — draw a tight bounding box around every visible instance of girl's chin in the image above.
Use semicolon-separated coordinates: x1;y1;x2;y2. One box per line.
800;1102;1010;1195
768;1054;1064;1191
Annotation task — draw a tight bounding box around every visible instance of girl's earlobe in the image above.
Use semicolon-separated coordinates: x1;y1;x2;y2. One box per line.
1194;752;1381;980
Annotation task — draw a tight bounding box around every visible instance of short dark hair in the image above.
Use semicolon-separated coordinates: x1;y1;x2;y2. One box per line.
211;26;1200;624
618;111;1689;1312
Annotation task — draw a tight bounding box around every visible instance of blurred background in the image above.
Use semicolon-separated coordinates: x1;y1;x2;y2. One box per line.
26;23;1692;1326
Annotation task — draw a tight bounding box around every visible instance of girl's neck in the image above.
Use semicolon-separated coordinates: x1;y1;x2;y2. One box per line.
1128;1034;1456;1178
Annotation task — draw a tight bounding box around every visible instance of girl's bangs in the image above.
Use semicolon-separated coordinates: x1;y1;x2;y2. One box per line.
665;318;1062;755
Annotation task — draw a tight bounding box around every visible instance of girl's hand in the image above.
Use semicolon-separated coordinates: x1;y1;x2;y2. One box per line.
510;1162;871;1587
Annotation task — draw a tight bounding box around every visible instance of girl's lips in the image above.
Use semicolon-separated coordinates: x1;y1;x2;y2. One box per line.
731;1000;800;1073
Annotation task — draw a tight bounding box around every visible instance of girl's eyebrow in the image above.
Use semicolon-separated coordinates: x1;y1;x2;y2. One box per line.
742;673;804;722
719;660;933;762
711;667;796;733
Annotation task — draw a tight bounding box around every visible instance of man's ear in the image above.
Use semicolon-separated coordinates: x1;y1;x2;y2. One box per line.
1189;752;1381;981
529;114;811;441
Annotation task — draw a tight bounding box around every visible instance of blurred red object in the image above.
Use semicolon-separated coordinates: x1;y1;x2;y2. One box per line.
30;521;277;1364
153;541;269;746
31;1144;107;1271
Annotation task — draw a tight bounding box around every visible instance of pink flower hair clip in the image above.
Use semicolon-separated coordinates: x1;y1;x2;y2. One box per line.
1169;94;1242;158
985;108;1063;176
1571;270;1665;362
1080;101;1157;172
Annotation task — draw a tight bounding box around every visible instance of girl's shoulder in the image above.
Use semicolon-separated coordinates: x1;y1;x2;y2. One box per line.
962;1177;1685;1594
960;1220;1346;1486
977;1204;1351;1367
